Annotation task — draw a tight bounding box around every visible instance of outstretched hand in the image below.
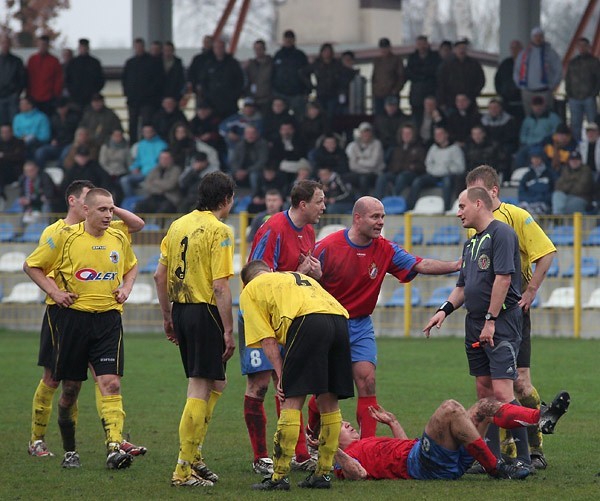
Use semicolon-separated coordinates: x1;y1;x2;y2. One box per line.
423;311;446;338
368;405;397;426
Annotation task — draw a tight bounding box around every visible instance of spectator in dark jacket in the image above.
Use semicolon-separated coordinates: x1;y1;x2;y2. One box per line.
162;41;186;100
169;122;196;169
245;39;274;116
463;125;502;174
271;30;309;120
61;145;114;197
270;120;308;179
417;96;446;146
373;95;407;153
0;124;26;196
78;93;122;147
494;40;524;125
299;101;328;151
64;38;105;109
317;165;354;214
552;150;594;214
481;98;519;175
436;39;485;111
247;164;289;213
230;125;269;191
121;38;165;143
178;150;219;212
405;35;442;126
200;38;244;119
33;97;80;168
263;97;294;144
518;145;554;215
187;35;214;103
18;160;55;216
371;37;404;116
189;100;225;163
374;123;426;199
0;35;27;125
299;43;344;122
565;37;600;142
445;93;481;145
310;133;349;174
152;96;188;141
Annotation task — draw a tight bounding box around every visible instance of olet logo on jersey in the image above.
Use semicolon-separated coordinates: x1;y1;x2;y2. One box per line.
75;268;117;281
368;262;378;279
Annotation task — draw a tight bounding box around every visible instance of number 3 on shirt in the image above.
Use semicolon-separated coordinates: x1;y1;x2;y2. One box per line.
175;236;188;279
290;272;311;286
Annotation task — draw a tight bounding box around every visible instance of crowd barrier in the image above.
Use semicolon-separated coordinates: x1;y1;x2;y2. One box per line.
0;211;598;338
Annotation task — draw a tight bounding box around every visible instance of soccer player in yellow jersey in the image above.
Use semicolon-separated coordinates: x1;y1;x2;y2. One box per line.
466;165;557;470
28;180;145;459
24;188;139;470
154;172;236;488
240;260;354;491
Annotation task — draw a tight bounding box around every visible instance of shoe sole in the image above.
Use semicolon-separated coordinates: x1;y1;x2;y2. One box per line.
540;391;570;434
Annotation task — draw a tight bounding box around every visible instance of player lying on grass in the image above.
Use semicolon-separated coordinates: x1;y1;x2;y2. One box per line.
334;391;570;481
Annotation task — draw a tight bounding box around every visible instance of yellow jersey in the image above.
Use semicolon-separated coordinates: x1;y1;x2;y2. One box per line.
159;210;234;305
467;202;556;287
26;222;137;313
39;219;133;305
240;271;349;348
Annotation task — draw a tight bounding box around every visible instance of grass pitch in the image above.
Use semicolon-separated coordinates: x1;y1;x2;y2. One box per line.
1;331;599;500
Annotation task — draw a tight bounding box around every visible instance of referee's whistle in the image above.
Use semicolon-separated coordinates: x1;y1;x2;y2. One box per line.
471;341;481;348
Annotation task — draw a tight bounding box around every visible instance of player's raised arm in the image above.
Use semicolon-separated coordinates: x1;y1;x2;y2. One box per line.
414;257;462;275
113;206;145;233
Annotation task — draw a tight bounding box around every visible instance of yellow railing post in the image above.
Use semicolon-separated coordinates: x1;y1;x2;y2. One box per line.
403;212;413;338
239;211;249;275
573;212;582;339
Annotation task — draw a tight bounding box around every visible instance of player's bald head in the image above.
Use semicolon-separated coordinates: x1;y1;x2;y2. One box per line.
466;186;493;210
352;196;383;217
241;260;270;285
84;187;113;207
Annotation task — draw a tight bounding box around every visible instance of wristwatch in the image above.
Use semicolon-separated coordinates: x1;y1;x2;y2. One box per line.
485;312;497;321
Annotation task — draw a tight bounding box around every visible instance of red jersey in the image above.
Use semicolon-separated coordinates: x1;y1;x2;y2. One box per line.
27;52;63;102
340;437;418;480
249;210;315;271
315;229;422;318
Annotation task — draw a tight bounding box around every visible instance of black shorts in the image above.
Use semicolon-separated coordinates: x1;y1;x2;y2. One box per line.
53;308;124;381
281;314;354;399
37;305;59;369
172;302;226;380
465;307;521;380
517;308;531;368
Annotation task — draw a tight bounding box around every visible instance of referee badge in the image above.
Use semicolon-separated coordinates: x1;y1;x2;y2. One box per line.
368;262;378;279
109;251;120;264
478;254;490;270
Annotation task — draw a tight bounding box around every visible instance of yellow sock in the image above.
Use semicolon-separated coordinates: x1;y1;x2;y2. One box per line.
316;410;342;476
499;428;516;458
100;395;126;448
94;383;102;419
520;387;543;453
272;408;300;480
194;390;222;463
31;380;57;442
175;398;207;479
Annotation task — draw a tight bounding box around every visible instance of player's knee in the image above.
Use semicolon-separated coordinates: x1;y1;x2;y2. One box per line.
355;373;376;396
513;378;532;399
60;382;79;405
440;399;465;417
99;376;121;395
246;374;269;399
42;370;60;389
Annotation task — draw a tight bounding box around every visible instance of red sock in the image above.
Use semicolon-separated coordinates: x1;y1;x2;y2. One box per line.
294;413;310;462
307;395;320;437
493;403;540;429
244;395;268;461
465;437;498;473
356;396;378;438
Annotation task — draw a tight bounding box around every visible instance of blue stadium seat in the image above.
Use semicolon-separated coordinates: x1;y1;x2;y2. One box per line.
531;294;540;308
545;258;559;277
549;225;574;246
424;286;455;307
385;286;421;307
0;222;16;242
121;195;143;212
140;254;160;273
381;196;407;215
6;199;22;213
501;196;519;206
392;226;424;246
141;223;161;232
583;226;600;246
19;222;47;243
232;195;252;214
561;257;600;278
426;225;461;245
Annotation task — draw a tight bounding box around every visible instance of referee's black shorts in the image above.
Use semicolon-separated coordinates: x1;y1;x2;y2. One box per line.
281;313;354;399
53;308;124;381
37;304;59;369
172;302;226;381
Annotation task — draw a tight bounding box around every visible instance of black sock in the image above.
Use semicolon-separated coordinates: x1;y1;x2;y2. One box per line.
510;399;531;464
485;423;501;458
58;405;76;452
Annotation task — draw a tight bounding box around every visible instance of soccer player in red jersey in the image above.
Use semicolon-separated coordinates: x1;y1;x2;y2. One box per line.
241;180;324;474
334;391;569;481
311;196;460;438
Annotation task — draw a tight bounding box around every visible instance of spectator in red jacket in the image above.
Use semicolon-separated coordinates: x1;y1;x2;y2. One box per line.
26;35;63;117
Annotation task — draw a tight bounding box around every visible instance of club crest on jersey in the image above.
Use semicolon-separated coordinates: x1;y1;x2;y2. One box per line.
109;251;119;264
368;262;378;279
75;268;117;281
478;254;490;270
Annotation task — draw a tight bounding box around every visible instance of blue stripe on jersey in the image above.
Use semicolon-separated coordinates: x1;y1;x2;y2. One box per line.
390;241;418;281
250;229;271;261
273;234;281;270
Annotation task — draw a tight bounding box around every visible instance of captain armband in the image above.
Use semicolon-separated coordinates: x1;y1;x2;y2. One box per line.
436;301;455;317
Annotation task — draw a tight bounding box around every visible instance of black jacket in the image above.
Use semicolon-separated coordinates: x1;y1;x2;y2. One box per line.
272;46;309;96
201;55;244;117
163;56;185;99
405;49;442;107
65;54;105;106
122;52;165;106
0;52;27;98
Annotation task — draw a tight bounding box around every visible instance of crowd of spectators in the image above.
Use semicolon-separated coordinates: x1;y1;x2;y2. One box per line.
1;27;599;222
